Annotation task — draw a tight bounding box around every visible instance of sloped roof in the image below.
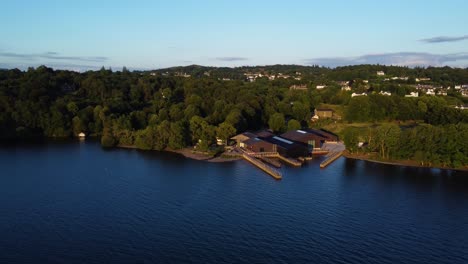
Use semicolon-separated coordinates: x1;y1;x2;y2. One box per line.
231;132;257;140
262;135;306;150
281;129;329;142
243;137;268;146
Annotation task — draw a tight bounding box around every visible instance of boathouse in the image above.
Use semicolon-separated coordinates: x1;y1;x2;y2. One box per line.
231;132;257;147
281;129;329;152
261;136;308;158
243;137;277;153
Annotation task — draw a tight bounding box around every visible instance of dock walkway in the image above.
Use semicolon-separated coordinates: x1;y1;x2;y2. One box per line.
259;156;282;168
320;151;343;168
242;154;282;180
246;151;302;167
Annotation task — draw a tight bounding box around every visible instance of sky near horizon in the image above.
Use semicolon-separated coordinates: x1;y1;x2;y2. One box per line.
1;0;468;71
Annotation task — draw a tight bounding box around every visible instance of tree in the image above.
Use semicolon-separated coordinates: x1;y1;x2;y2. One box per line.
154;120;171;150
291;101;309;122
216;122;236;145
168;121;188;149
346;96;370;122
287;119;301;131
372;124;400;159
342;127;360;153
101;133;116;147
72;116;84;136
135;127;154;150
268;113;285;133
66;102;78;116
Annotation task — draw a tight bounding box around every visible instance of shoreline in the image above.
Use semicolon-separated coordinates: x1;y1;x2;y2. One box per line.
117;144;242;163
343;151;468;172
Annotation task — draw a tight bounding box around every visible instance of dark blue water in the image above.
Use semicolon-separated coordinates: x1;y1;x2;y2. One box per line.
1;141;467;264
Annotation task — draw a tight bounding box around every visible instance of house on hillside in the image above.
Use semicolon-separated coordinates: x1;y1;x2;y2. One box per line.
377;71;385;76
351;92;367;97
290;84;308;91
316;85;326;89
314;109;334;119
426;89;436;96
405;92;419;97
341;85;352;91
416;77;431;82
379;91;391;96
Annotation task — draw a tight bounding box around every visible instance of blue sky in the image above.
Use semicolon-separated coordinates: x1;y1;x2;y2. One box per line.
1;0;468;70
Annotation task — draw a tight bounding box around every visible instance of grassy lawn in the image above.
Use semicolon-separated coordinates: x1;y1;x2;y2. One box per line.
311;115;421;138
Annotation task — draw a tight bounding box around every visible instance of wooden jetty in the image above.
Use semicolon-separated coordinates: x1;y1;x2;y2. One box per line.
277;154;302;167
247;151;302;167
259;156;282;168
320;151;343;168
242;154;282;180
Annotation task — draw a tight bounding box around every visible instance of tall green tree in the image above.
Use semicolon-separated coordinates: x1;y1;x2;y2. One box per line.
216;122;236;145
268;113;285;133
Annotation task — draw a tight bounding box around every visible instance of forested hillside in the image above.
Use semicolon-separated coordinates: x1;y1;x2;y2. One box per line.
1;65;467;167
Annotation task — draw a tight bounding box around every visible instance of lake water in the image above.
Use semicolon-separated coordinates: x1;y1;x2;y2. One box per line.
1;140;467;264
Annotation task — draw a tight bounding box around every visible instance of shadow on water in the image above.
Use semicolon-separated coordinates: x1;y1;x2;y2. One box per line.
342;158;468;195
1;141;468;264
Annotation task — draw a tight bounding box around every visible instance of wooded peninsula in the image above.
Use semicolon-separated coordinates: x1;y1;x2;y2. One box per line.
1;64;467;169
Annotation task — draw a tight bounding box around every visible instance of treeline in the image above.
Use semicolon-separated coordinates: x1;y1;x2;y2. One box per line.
0;66;315;150
346;95;468;124
156;64;468;85
343;123;468;168
0;65;467;155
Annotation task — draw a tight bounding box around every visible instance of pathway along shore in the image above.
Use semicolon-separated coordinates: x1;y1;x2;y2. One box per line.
117;144;466;172
117;144;242;163
343;151;468;172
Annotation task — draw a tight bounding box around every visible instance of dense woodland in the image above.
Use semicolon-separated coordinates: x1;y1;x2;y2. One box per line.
1;64;467;167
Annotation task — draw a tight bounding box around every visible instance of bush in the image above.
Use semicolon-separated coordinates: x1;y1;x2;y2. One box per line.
101;134;116;147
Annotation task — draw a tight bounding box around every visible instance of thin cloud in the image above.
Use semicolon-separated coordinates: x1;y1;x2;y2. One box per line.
0;51;108;62
0;62;105;72
304;52;468;67
420;35;468;43
215;57;249;62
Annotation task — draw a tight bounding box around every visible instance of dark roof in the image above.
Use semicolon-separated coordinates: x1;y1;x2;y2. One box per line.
318;128;339;139
262;135;305;150
281;130;328;142
242;132;257;138
231;132;257;140
255;130;274;138
243;137;269;146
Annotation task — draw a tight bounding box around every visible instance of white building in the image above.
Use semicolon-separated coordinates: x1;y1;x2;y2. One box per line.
405;92;419;97
426;89;436;96
416;77;431;82
379;91;391;96
377;71;385;76
316;85;326;89
341;85;352;91
351;92;367;97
